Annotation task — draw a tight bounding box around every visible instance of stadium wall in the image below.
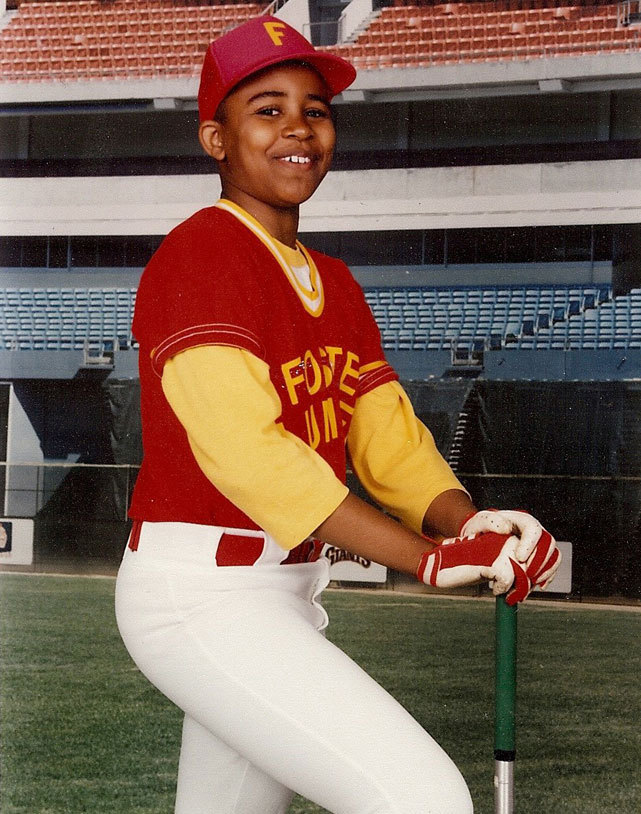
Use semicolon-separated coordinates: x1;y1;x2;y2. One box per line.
2;160;639;236
351;261;612;287
2;377;140;569
4;383;41;515
613;223;641;294
1;0;639;596
276;0;311;36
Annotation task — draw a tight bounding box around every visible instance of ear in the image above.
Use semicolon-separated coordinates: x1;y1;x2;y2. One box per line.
199;120;226;161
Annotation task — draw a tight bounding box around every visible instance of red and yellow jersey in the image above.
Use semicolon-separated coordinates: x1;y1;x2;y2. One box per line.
129;202;398;529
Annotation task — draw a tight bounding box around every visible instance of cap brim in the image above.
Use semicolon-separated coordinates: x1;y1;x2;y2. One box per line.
293;51;357;98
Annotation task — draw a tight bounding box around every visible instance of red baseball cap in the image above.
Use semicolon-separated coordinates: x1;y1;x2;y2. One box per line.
198;15;357;122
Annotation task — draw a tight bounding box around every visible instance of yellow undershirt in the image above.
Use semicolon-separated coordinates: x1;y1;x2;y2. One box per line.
161;345;466;549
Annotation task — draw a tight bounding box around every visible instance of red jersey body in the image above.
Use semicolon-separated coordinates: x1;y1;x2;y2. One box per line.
129;205;397;529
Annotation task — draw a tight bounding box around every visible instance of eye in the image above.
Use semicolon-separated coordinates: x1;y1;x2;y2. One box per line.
305;107;330;119
256;106;281;117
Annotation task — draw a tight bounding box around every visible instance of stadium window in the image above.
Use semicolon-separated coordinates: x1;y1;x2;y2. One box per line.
71;237;98;268
335;103;408;154
0;237;23;267
446;230;477;264
593;226;613;261
302;231;444;267
48;237;69;268
422;231;446;265
22;237;48;268
339;231;422;266
366;231;421;266
335;233;369;266
124;237;161;268
299;232;341;257
533;227;567;263
97;237;126;267
477;231;506;264
505;228;537;263
565;225;592;262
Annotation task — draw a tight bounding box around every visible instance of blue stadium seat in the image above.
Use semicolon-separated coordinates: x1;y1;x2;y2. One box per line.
1;282;627;356
520;318;534;336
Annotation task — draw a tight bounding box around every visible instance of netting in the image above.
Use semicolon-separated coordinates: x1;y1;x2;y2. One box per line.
456;381;641;597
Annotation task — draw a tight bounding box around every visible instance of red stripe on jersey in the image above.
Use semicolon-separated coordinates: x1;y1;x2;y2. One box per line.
359;363;397;396
151;324;265;376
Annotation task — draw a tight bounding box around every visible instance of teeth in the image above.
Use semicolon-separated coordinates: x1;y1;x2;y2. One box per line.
283;155;311;164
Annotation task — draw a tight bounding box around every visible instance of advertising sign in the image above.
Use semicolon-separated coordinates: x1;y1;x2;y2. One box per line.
0;519;34;566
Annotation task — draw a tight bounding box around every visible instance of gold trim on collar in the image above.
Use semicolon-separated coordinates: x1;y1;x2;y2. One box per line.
215;199;324;318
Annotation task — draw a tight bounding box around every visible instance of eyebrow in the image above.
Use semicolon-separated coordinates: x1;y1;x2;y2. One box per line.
246;90;331;106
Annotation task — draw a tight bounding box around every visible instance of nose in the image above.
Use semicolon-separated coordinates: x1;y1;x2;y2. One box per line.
282;110;312;140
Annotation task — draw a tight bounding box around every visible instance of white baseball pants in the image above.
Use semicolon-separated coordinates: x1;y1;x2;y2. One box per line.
115;522;474;814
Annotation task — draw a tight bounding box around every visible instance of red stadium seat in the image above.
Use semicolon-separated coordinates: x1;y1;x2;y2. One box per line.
0;0;632;80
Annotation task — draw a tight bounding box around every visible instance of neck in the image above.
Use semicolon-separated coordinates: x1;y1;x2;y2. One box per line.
220;187;299;248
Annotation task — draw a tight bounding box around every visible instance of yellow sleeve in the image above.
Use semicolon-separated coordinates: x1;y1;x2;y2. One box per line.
161;345;349;549
347;380;468;534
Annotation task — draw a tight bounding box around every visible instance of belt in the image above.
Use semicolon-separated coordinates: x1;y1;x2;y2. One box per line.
128;520;324;567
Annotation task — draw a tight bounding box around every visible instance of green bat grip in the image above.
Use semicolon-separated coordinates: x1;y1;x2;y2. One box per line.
495;595;517;756
494;595;517;814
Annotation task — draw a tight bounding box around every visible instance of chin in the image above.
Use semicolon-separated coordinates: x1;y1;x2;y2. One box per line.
276;188;318;208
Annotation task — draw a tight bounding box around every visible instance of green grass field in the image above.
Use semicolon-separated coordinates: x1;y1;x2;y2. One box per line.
1;574;639;814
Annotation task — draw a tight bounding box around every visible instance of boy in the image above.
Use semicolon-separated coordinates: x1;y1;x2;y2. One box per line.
116;17;559;814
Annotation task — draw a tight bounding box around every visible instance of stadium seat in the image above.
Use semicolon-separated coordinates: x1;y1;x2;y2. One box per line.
365;282;630;353
2;1;629;83
1;0;265;82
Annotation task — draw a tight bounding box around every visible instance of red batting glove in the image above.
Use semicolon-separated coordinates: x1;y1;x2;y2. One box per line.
418;531;518;595
507;530;562;604
459;508;554;563
417;530;562;605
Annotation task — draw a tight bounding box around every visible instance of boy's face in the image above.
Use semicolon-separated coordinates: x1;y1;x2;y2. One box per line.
200;63;336;213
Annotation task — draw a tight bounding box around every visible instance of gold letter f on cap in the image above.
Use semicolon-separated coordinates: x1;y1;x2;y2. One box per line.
264;20;287;45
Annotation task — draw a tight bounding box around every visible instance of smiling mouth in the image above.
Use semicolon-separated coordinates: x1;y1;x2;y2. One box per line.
277;155;314;165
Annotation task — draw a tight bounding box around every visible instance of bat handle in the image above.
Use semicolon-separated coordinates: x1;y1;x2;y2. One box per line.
494;595;517;814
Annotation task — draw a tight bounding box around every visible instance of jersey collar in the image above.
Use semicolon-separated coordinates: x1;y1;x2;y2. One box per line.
215;199;324;318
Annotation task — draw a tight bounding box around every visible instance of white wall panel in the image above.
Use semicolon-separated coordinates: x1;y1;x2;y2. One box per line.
1;160;639;236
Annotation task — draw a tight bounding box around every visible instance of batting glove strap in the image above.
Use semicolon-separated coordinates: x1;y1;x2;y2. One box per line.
505;534;562;605
417;549;434;584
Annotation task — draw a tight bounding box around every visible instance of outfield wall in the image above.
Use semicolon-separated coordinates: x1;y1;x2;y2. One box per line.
1;376;638;599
